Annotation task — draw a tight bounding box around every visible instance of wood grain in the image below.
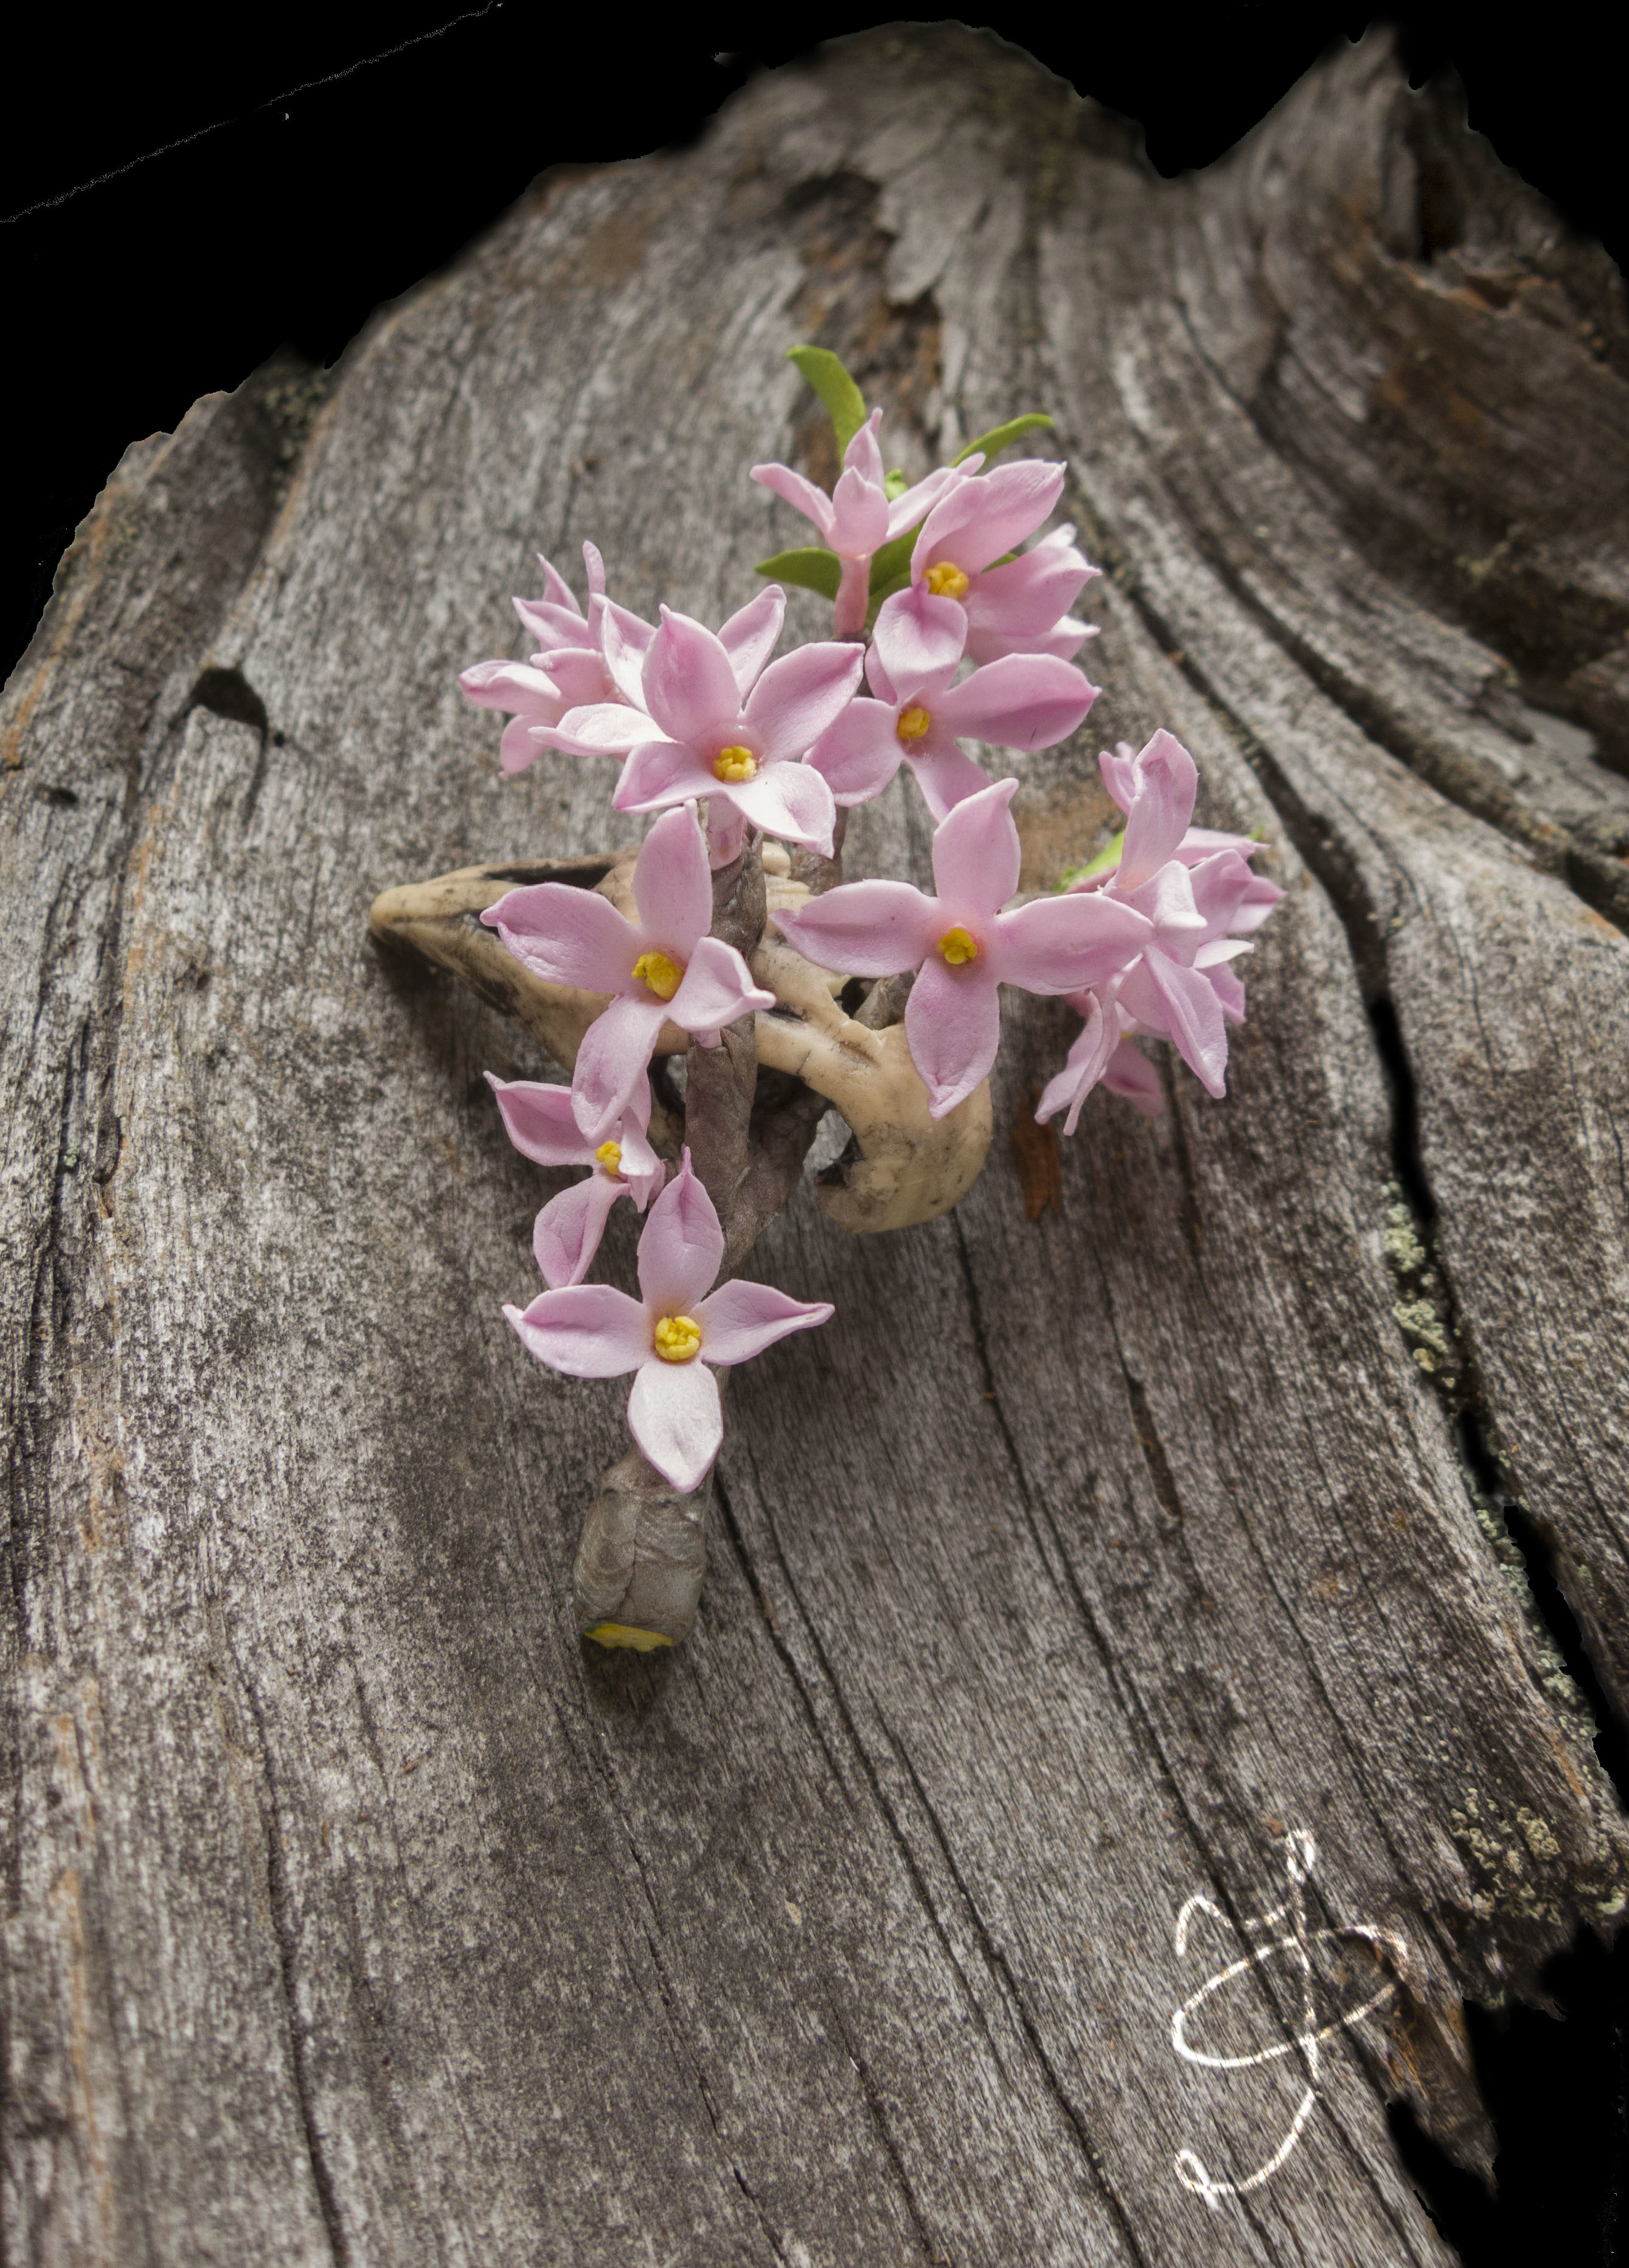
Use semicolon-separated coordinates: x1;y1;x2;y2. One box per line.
5;25;1627;2263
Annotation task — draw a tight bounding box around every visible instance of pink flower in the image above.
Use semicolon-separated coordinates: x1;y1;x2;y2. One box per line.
458;543;654;776
870;460;1091;680
504;1153;834;1492
480;803;774;1142
534;589;859;864
806;644;1098;823
1056;732;1283;1103
486;1070;665;1288
775;777;1153;1118
751;410;968;636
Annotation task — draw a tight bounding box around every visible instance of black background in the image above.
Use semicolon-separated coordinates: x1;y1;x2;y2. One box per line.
4;6;1626;2262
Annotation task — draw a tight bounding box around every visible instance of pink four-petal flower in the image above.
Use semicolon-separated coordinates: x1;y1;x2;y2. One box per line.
807;643;1098;822
535;589;861;862
458;543;655;776
487;1070;665;1288
505;1153;834;1492
870;461;1094;681
751;409;970;635
480;803;774;1142
775;777;1153;1118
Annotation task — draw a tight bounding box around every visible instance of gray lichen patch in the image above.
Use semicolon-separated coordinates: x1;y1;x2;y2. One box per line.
1379;1180;1460;1390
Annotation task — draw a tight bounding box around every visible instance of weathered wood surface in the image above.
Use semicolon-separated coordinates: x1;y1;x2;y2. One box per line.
6;25;1628;2264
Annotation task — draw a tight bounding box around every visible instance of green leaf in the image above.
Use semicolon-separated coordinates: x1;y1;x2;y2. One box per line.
787;346;869;459
953;412;1054;467
1053;830;1126;891
883;469;909;500
867;531;916;599
754;547;842;601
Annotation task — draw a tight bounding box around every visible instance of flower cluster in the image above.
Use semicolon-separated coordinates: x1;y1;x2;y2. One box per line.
458;348;1279;1515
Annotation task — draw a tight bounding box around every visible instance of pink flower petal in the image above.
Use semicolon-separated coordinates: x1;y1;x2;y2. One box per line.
636;1153;724;1317
966;614;1095;667
458;659;561;714
935;652;1097;753
961;544;1097;642
872;584;967;683
930;776;1021;921
843;407;885;487
515;597;588;654
774;880;939;975
991;893;1153;994
536;552;582;614
542;648;617;707
643;608;744;746
1208;963;1250;1023
537;702;662;757
904;952;1001;1119
571;995;668;1142
1118;859;1208;957
748;461;836;542
1134;949;1230;1096
667;935;776;1035
805;700;904;806
911;459;1066;579
884;461;966;540
481;881;636;993
613;738;718;815
505;1283;651;1376
904;744;995;823
718;585;785;695
501;718;546;776
632;803;713;955
1172;825;1258;866
627;1357;722;1493
1103;1037;1165;1115
602;602;656;707
533;1173;627;1289
744;641;865;764
722;761;837;857
485;1074;590;1167
829;465;891;556
1117;731;1198;889
616;1108;665;1204
1099;742;1139;812
1035;989;1118;1135
692;1280;834;1366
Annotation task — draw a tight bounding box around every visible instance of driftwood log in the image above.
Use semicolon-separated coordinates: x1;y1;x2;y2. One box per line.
6;24;1628;2263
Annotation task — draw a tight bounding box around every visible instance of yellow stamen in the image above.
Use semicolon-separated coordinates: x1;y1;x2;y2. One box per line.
896;705;931;743
653;1313;703;1364
938;925;980;967
584;1621;674;1651
632;949;683;1001
595;1139;623;1175
712;744;758;783
923;561;970;600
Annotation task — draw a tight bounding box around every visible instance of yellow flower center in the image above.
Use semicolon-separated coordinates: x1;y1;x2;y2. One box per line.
594;1140;623;1176
923;561;970;600
632;949;684;1001
938;925;980;967
653;1313;703;1364
712;744;758;783
896;705;931;743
